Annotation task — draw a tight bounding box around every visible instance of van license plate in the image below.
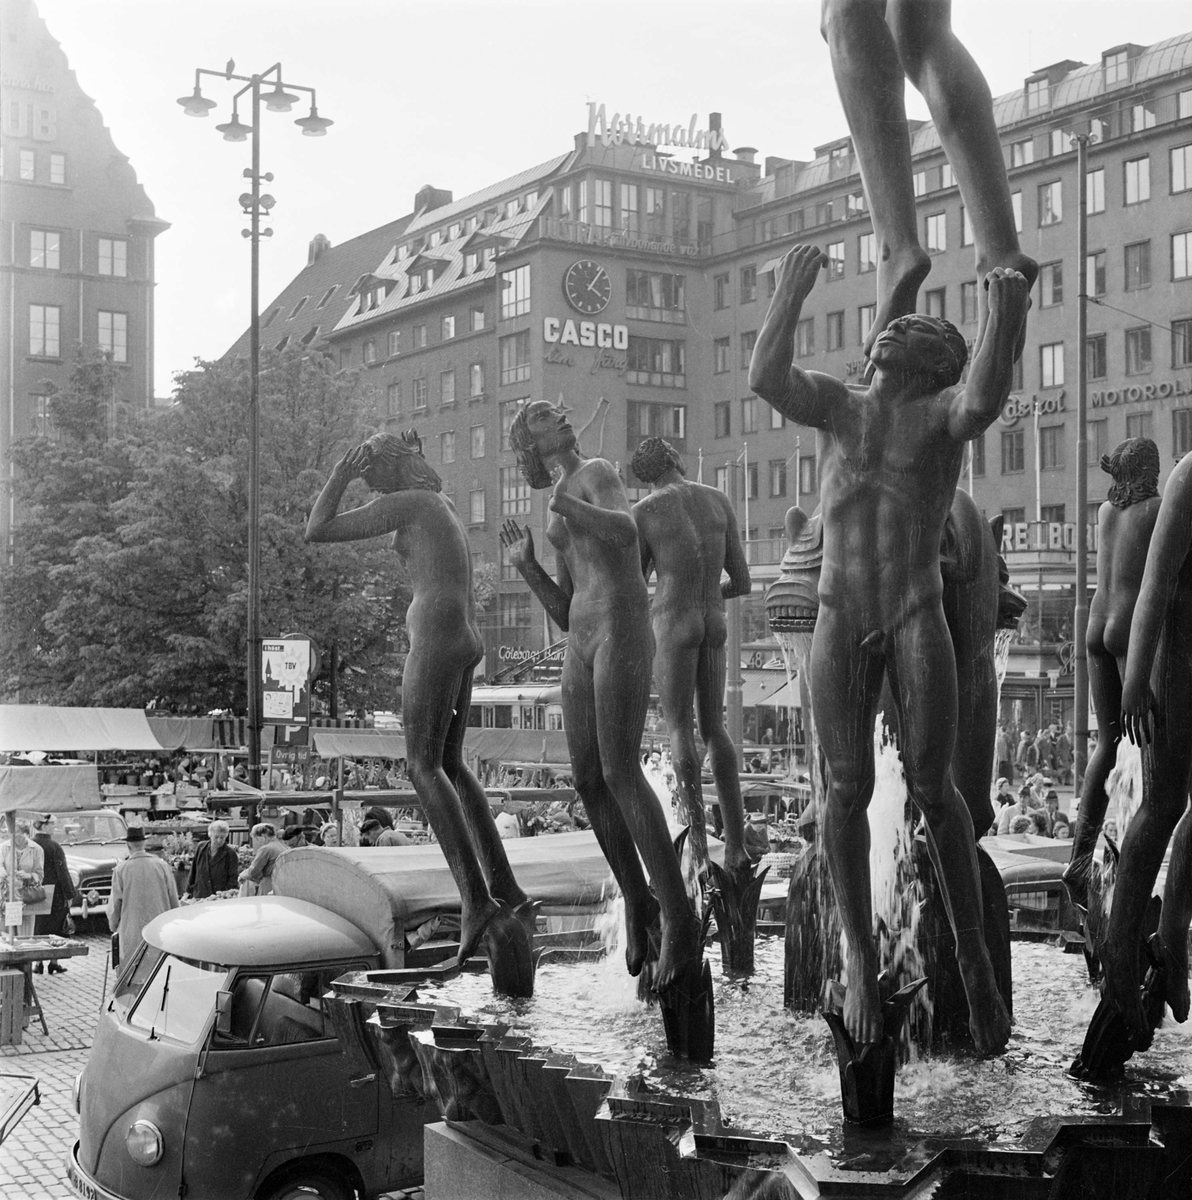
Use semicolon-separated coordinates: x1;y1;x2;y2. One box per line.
66;1155;115;1200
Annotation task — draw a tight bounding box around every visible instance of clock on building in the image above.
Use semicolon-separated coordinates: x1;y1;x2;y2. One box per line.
563;259;611;315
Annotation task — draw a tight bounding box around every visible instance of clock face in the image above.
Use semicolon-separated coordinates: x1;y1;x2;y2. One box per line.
564;259;611;315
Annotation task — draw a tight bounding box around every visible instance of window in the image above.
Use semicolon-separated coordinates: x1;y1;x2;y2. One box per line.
1001;429;1025;473
715;466;729;494
274;336;290;352
924;212;946;253
441;315;456;341
620;183;639;233
498;592;531;632
739;331;757;372
31;393;53;438
770;406;785;430
463;252;479;276
858;232;877;274
1103;49;1130;85
1086;251;1106;298
1002;507;1026;528
1174;409;1192;457
1050;129;1068;158
98;237;127;277
924;288;946;320
500;265;531;319
644;186;664;234
1040;342;1064;388
1011;356;1024;393
1039;262;1063;308
386;382;401;417
471;424;486;458
470;363;484;398
1087;168;1105;214
413;324;427;348
338;348;352;370
412;377;427;410
961;281;979;325
362;339;377;365
500;399;526;450
1125;241;1151;291
469;306;485;333
1041;504;1066;525
289;296;309;320
499;330;530;384
713;337;731;374
1088;418;1109;465
1126;411;1153;441
97;311;128;362
1174;318;1192;368
769;459;787;498
262;307;281;329
714;401;731;439
1039;181;1062;226
30;229;59;269
29;304;60;356
795;318;814;358
440;431;456;463
626;400;687;450
500;467;530;516
49;152;65;184
1039;424;1064;470
1174;233;1192;282
798;455;817;495
740;265;758;302
577;179;590;224
826;242;845;280
827;310;844;351
626;270;686;321
1011;139;1034;168
859;304;876;345
469;489;486;524
713;273;729;309
912;171;927;197
626;336;686;387
1124;157;1150;205
1086;333;1107;380
745;462;759;500
961;207;973;247
1182;90;1192;120
1132;103;1156;132
1172;144;1192;195
1125;327;1152;375
741;397;757;434
440;368;456;404
19;148;34;179
941;163;954;188
1026;77;1050;111
384;330;398;358
970;433;986;477
1011;191;1022;233
593;178;613;227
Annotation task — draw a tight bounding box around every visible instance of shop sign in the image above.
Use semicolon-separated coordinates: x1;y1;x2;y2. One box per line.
586;102;729;152
1;75;55;93
1;99;56;140
499;645;566;663
1000;390;1066;427
554;219;700;258
1090;373;1192;408
543;317;628;350
1001;521;1098;554
544;343;628;376
638;154;734;183
262;637;311;725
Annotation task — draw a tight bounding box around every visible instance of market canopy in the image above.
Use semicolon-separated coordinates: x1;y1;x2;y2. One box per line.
308;726;569;765
311;728;406;760
0;764;100;814
0;705;170;753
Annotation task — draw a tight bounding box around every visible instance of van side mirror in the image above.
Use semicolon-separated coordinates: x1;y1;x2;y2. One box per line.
215;990;233;1037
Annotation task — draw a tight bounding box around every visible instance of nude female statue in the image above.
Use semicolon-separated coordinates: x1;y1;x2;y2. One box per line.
306;430;533;994
500;402;701;991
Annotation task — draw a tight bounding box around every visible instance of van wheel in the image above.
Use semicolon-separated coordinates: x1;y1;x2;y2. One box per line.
259;1169;355;1200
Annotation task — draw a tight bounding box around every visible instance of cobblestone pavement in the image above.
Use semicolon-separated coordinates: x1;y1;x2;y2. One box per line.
0;926;423;1200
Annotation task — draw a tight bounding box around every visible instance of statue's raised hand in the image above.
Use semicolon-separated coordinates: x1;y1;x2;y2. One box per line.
773;244;828;303
1121;675;1158;747
337;444;370;480
500;519;535;569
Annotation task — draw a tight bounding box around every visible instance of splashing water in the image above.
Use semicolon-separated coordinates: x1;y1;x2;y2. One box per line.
1095;737;1144;915
993;628;1015;694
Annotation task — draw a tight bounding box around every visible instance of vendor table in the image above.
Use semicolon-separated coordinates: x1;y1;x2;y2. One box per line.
0;937;90;1044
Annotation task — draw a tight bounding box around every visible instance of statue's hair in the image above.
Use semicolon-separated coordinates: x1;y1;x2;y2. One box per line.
928;317;969;387
630;436;685;483
1102;437;1159;508
509;402;558;490
364;429;441;493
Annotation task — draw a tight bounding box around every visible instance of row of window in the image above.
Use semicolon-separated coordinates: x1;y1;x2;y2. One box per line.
1085;319;1192;378
5;146;67;185
559;179;712;244
713;397;789;439
397;192;541;260
26;231;129;276
708;456;817;501
322;307;489;366
27;303;127;360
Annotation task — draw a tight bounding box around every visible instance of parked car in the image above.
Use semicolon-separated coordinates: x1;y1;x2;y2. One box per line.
55;809;128;918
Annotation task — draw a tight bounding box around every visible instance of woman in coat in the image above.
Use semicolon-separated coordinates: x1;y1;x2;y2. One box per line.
1;819;45;936
33;814;80;971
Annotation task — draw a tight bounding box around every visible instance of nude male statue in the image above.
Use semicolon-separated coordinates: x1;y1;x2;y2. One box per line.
1114;449;1192;1038
630;436;752;875
822;0;1037;351
306;430;533;995
1063;440;1162;914
749;243;1030;1053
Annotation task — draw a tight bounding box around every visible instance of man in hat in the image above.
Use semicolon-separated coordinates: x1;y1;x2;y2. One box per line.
183;820;238;900
109;825;178;967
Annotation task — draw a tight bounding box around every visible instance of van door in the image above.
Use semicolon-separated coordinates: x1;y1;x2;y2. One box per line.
182;965;379;1198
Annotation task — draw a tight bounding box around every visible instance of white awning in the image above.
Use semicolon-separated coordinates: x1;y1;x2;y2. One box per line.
0;764;100;814
0;705;170;753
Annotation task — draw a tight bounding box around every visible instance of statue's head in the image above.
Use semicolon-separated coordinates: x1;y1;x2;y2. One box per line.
361;429;441;493
509;400;575;490
870;314;968;388
1102;437;1159;508
630;436;685;484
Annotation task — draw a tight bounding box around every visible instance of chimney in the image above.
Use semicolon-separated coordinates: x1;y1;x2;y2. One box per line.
307;233;331;265
414;184;453;214
733;146;757;165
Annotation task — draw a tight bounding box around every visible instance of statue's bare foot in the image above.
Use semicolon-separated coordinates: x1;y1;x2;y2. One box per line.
653;911;703;993
965;975;1012;1056
624;895;661;978
458;895;502;965
842;953;883;1048
1160;934;1190;1022
484;902;535;998
1099;936;1149;1043
863;245;932;358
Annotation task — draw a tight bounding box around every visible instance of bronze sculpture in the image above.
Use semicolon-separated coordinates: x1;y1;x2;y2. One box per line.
306;430;534;996
750;244;1029;1052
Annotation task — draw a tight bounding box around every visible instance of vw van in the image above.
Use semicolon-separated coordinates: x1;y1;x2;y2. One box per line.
67;896;432;1200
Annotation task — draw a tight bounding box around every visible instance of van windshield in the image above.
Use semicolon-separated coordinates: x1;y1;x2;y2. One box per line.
128;955;229;1044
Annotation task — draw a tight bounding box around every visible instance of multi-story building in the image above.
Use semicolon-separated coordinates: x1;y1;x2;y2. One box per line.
0;0;169;549
242;32;1192;732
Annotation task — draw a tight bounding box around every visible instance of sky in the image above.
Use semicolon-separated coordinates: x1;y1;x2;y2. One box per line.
33;0;1192;398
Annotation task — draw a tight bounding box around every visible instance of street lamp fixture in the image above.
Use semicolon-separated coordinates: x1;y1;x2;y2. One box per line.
181;62;331;791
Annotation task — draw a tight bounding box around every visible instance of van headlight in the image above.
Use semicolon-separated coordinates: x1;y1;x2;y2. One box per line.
125;1120;163;1166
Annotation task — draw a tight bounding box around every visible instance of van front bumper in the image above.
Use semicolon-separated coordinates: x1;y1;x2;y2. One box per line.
66;1142;128;1200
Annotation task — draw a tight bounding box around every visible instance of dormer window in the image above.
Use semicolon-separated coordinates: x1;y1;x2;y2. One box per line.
317;285;339;309
1103;49;1130;86
464;252;479;276
430;230;443;248
505;198;521;220
300;325;320;345
466;215;479;234
397;244;410;260
262;306;281;329
449;222;462;240
524;191;538;209
288;296;310;320
1026;76;1050;112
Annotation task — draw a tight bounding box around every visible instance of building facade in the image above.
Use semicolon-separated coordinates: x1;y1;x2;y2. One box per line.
0;0;169;549
243;33;1192;727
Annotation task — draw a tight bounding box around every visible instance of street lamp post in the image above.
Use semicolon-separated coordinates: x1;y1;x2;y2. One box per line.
178;65;331;789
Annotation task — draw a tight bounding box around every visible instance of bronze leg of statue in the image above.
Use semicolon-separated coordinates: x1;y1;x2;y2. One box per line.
1158;800;1192;1022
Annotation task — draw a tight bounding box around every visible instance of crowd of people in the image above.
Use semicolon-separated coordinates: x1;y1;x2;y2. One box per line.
994;720;1076;787
989;774;1071;839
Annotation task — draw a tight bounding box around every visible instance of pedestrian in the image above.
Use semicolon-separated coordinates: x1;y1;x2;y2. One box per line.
1;819;45;936
1053;724;1073;786
319;822;341;847
491;807;520;840
1015;730;1032;779
109;825;179;967
994;724;1013;784
989;778;1014;836
238;823;287;895
32;814;80;972
183;820;238;900
360;818;411;846
995;786;1033;835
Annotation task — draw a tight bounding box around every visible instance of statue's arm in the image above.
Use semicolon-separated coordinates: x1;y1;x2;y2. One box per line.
500;519;572;632
1122;458;1192;743
633;503;657;584
721;496;752;600
549;460;637;547
576;396;609;457
305;451;404;543
749;245;846;430
948;268;1030;440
